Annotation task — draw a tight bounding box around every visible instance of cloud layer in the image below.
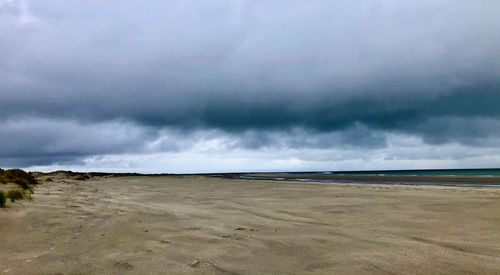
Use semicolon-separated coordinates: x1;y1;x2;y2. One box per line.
1;0;500;171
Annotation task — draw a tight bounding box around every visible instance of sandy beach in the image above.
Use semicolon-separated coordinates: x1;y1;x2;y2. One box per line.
2;174;500;274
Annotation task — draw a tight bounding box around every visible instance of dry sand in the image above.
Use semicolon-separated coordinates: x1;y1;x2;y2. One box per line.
2;175;500;274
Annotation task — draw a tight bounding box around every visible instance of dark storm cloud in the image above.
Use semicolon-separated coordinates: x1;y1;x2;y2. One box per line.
1;0;500;167
234;124;388;150
0;118;156;166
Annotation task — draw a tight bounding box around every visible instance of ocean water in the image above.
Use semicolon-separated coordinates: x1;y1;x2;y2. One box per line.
293;168;500;177
219;168;500;187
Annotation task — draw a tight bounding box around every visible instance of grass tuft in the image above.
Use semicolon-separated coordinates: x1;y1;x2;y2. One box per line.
7;189;24;202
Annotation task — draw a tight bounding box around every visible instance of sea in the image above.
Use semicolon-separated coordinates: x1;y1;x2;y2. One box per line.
221;168;500;187
295;168;500;177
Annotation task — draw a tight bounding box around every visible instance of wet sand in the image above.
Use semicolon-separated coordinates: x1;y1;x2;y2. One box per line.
2;175;500;274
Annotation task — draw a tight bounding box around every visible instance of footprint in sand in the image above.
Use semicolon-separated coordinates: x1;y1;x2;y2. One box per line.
222;234;247;240
234;227;259;232
113;261;133;271
186;260;235;274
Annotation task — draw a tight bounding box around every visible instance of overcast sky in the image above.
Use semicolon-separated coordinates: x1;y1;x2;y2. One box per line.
1;0;500;173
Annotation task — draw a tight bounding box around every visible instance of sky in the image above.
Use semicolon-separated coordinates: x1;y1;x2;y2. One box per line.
1;0;500;173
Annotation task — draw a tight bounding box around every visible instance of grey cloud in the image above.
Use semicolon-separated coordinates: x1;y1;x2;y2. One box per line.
1;0;500;168
0;118;389;167
234;124;387;150
0;118;156;166
410;117;500;146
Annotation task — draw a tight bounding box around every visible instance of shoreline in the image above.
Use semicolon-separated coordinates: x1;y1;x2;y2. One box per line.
215;172;500;187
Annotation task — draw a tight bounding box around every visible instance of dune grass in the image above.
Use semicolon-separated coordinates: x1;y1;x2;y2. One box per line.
0;168;39;207
7;189;24;202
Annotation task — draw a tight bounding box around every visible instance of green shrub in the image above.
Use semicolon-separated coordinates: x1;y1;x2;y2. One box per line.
7;190;24;202
4;169;39;185
0;168;38;205
13;178;29;189
0;191;5;208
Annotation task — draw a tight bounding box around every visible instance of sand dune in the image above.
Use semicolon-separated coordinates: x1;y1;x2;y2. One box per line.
1;175;500;274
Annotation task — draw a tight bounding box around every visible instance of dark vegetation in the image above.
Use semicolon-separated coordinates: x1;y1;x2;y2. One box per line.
0;191;5;208
1;169;38;187
7;189;24;202
0;168;39;208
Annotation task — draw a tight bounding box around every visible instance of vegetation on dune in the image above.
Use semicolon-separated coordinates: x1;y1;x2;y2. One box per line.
13;177;29;189
0;191;5;208
0;168;39;208
7;189;24;202
1;169;38;186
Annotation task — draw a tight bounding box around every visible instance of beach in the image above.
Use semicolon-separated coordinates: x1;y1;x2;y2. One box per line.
2;174;500;274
